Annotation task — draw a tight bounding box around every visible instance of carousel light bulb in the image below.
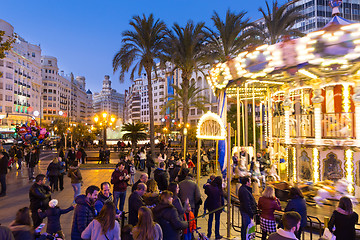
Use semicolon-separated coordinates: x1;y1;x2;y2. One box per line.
313;148;320;183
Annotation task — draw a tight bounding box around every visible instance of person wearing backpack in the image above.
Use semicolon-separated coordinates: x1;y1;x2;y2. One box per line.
68;161;82;201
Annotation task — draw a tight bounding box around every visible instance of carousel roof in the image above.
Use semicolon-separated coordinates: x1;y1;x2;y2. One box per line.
208;17;360;95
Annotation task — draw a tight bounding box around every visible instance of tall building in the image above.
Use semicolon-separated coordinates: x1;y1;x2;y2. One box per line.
293;0;360;33
124;78;142;123
93;75;124;120
41;56;92;124
0;19;42;130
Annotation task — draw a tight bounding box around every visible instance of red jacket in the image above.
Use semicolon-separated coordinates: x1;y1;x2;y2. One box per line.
111;169;128;192
258;196;281;220
183;211;196;234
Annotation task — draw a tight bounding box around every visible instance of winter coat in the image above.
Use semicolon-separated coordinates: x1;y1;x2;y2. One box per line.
172;196;185;220
328;209;358;240
67;150;76;162
204;184;223;213
131;179;143;193
183;211;196;234
154;168;169;191
39;206;74;234
0;225;14;240
128;191;145;226
143;192;159;206
94;192;115;214
47;162;61;177
284;197;307;228
8;223;33;240
81;219;120;240
0;155;8;175
71;195;97;240
178;177;201;209
170;165;181;182
29;183;51;211
111;169;128;192
25;152;37;168
146;153;154;168
258;196;281;221
237;184;257;218
67;166;82;184
152;202;188;240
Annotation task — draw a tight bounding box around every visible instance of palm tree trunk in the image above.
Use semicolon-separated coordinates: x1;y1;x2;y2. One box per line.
182;75;190;156
146;68;156;160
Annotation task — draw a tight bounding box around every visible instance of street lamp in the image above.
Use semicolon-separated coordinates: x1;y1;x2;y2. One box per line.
94;112;116;147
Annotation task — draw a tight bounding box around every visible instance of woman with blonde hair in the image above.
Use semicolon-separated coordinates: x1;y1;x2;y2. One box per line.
132;206;162;240
258;186;281;240
81;201;120;240
143;179;160;206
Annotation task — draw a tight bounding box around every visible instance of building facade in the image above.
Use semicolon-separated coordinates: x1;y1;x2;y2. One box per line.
93;75;124;121
41;56;92;125
0;19;42;131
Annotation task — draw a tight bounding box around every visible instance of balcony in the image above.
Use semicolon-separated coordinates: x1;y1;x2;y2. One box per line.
322;112;354;139
289;114;315;138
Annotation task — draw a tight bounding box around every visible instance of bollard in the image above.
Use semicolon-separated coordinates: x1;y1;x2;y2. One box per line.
324;216;330;229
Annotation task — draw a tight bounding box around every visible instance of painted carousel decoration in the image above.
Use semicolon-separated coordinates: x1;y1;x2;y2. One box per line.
206;4;360;199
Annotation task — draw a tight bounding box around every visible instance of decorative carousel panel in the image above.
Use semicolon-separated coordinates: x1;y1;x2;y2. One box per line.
322;151;344;181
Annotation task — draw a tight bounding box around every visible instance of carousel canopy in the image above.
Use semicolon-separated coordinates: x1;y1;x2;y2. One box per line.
208;18;360;94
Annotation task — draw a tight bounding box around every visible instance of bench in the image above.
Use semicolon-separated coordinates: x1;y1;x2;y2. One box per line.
85;157;101;164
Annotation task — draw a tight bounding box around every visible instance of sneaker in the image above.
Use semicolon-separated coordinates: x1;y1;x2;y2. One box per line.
215;235;223;239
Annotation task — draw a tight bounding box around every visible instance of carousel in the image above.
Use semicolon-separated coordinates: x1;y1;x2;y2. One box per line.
207;12;360;202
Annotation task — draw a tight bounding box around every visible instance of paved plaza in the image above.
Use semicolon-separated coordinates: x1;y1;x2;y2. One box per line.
0;149;240;240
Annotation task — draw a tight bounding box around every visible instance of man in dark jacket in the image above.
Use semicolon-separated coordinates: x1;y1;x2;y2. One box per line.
94;182;120;214
153;190;188;240
111;162;129;212
0;151;8;197
238;176;257;240
29;174;52;228
131;172;148;192
0;225;14;240
71;185;99;240
128;183;146;226
25;148;37;180
67;147;76;165
179;174;201;217
154;162;169;191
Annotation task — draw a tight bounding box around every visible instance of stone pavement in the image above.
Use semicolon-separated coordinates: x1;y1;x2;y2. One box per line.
0;149;242;240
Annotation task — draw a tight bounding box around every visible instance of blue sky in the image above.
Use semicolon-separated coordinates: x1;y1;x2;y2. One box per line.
1;0;273;94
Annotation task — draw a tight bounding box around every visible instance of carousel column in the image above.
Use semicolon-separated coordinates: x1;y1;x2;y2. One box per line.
267;89;273;159
353;84;360;147
312;88;324;182
283;94;292;145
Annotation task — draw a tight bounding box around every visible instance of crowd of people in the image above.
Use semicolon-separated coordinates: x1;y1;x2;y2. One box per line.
0;142;359;240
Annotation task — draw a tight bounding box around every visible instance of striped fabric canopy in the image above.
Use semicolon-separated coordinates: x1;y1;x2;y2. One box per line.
323;16;353;29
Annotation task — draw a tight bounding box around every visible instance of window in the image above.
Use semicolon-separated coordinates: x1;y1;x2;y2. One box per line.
5;95;12;101
0;106;2;112
5;72;13;79
159;91;164;96
197;109;202;115
191;109;196;115
5;84;12;90
5;106;11;113
0;83;2;89
32;52;35;57
43;96;47;100
48;60;52;65
0;94;2;100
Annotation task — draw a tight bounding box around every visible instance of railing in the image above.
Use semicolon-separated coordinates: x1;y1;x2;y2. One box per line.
272;116;285;138
322;112;355;139
289;114;314;138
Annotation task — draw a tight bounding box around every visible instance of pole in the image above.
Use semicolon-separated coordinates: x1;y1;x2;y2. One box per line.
260;102;263;150
245;85;248;147
103;126;107;148
252;85;256;157
237;87;241;153
216;140;218;174
241;102;245;148
197;139;201;184
183;134;187;160
227;123;231;239
64;134;67;150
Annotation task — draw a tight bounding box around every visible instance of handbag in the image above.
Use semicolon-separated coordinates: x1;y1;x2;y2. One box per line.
322;228;336;240
246;219;256;240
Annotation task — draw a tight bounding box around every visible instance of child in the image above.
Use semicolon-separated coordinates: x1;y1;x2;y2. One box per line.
38;199;74;238
129;159;136;185
183;202;196;240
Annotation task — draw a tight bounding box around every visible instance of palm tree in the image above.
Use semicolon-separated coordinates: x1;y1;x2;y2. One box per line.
121;122;148;150
164;20;207;131
113;14;167;158
258;0;304;44
161;81;210;116
205;9;261;63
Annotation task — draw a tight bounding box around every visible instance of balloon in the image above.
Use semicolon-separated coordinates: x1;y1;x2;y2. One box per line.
38;134;45;140
24;133;32;140
18;127;27;136
40;129;46;135
39;140;44;144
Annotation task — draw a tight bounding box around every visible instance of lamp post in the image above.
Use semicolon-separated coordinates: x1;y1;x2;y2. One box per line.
94;112;116;148
183;127;187;159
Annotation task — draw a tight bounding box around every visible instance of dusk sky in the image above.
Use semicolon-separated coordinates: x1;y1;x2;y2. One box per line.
1;0;277;94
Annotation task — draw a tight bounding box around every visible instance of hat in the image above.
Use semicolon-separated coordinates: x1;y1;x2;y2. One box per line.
49;199;58;208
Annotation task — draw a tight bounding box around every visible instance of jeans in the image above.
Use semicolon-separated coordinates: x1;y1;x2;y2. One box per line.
72;183;81;201
113;191;126;212
17;158;22;169
0;174;6;194
130;175;135;185
207;211;221;237
241;212;252;240
28;167;34;180
58;174;64;190
140;159;145;170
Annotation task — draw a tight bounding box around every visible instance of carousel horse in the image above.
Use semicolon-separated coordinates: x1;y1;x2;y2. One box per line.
268;164;280;182
314;179;358;205
252;161;266;188
234;156;251;178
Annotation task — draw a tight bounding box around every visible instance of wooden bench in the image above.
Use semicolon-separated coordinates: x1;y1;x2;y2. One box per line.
85;157;101;164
